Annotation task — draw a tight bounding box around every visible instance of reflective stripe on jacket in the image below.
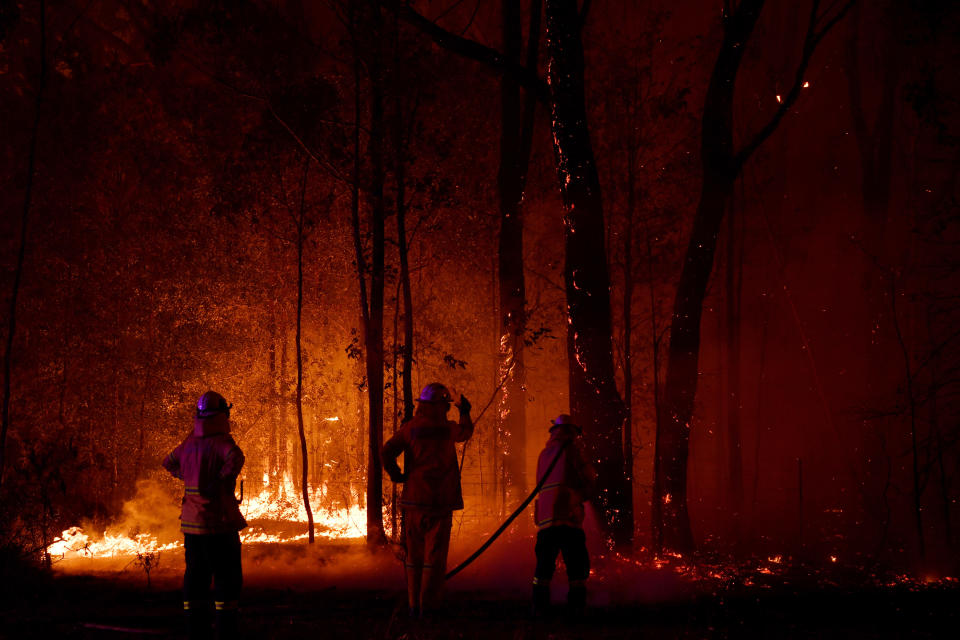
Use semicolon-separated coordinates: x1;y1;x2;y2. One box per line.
163;413;247;535
382;410;473;512
534;429;596;529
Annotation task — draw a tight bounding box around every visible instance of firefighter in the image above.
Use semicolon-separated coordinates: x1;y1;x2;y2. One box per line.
382;382;473;618
163;391;247;640
532;414;596;617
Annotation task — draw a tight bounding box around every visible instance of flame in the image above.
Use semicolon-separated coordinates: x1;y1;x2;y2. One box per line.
46;474;368;562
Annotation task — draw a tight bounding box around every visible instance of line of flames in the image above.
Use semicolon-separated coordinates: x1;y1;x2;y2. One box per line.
46;475;368;561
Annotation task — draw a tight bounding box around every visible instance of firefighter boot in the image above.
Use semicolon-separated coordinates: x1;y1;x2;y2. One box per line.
531;580;551;618
567;581;587;620
185;604;211;640
214;608;239;640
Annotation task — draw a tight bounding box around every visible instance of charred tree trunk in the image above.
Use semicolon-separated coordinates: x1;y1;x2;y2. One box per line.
1;0;45;487
352;1;387;545
268;315;278;484
496;0;540;496
295;160;315;543
545;0;631;547
622;117;639;510
392;12;415;423
279;321;289;483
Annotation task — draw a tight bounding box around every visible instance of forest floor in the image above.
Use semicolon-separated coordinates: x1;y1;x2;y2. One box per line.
2;541;957;639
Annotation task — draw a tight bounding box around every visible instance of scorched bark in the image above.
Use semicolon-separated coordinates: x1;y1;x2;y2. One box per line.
545;0;632;547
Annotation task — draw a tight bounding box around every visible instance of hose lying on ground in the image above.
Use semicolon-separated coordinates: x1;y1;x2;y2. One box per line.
445;438;571;580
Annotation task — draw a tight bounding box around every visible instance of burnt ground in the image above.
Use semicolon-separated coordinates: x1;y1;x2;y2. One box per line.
1;571;956;639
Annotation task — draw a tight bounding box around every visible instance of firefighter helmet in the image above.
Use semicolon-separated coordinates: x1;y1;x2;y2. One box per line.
550;413;581;433
196;391;232;418
416;382;452;404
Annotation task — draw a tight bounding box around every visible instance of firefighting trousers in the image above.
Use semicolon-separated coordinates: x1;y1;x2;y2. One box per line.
534;525;589;584
183;531;242;634
404;509;453;612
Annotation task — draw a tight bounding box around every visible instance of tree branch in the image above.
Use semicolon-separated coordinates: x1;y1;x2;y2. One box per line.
733;0;854;170
394;2;549;103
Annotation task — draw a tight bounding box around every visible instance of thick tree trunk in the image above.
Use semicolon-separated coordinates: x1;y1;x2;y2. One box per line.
295;161;315;543
1;0;45;487
545;0;632;547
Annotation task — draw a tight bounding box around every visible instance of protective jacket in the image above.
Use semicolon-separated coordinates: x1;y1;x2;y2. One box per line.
163;413;247;535
534;428;596;529
382;412;473;512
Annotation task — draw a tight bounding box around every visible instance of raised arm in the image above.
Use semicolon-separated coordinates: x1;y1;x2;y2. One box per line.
454;394;474;443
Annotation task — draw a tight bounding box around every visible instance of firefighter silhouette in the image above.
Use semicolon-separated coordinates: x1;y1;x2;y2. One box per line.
532;414;596;616
163;391;246;640
382;382;473;617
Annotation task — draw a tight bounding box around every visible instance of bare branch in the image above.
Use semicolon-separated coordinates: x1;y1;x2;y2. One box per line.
393;2;549;103
733;0;854;170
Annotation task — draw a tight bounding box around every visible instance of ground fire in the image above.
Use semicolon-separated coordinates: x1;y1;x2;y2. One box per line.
1;0;958;637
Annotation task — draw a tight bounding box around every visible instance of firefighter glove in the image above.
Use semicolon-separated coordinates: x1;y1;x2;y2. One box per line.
458;394;472;417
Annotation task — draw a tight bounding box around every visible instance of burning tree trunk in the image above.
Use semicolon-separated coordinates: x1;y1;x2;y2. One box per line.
1;0;46;487
654;0;852;554
294;160;316;543
545;0;632;547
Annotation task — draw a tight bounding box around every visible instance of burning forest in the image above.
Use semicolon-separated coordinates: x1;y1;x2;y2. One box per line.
1;0;958;637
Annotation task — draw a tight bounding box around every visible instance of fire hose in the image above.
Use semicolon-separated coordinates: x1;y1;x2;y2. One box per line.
444;438;570;580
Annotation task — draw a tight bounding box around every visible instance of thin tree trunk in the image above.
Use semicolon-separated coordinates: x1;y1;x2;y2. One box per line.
393;11;415;423
1;0;46;487
622;135;637;507
496;0;537;495
280;322;290;484
268;314;278;483
365;0;387;545
545;0;631;547
891;275;924;557
295;160;315;543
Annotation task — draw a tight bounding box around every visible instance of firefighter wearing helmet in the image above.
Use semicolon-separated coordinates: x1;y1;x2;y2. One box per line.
163;391;247;640
382;382;473;617
532;414;596;616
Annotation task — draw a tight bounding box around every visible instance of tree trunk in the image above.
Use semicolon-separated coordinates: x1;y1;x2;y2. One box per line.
622;133;638;514
392;12;415;423
295;160;315;543
496;0;538;496
655;0;763;554
1;0;45;487
545;0;631;547
364;0;387;545
279;319;289;483
268;314;278;484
